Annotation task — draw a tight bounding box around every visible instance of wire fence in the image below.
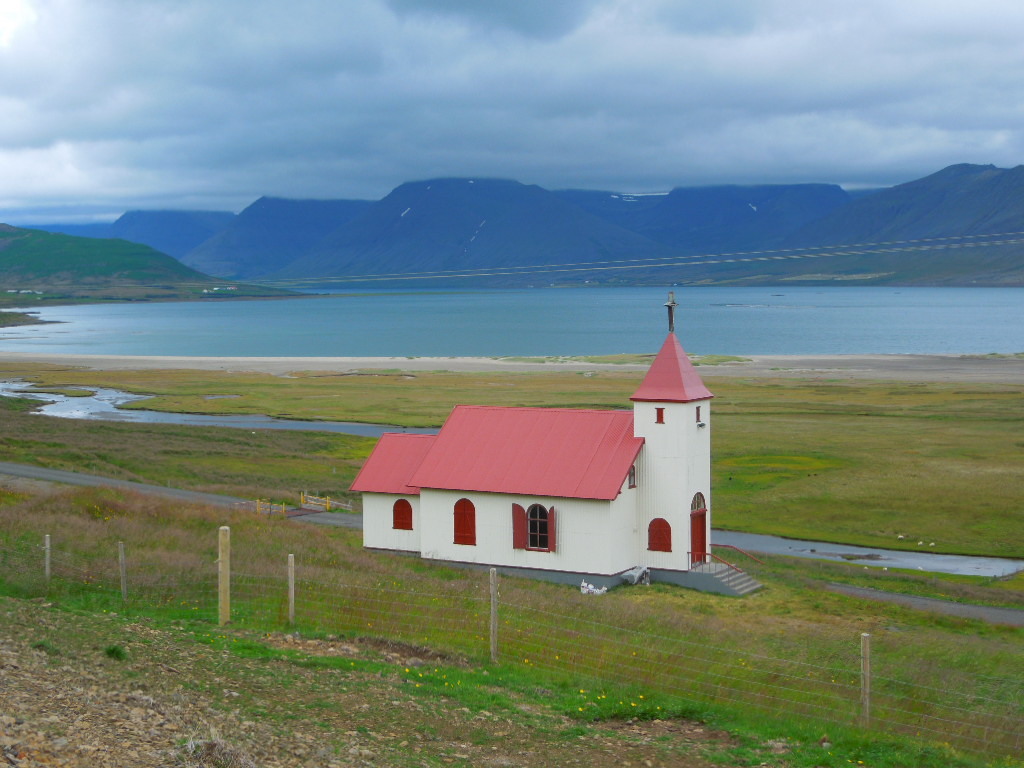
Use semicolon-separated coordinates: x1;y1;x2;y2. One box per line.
1;533;1020;757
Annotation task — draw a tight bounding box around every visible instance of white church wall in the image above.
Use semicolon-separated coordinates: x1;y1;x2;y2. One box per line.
361;492;421;552
418;488;639;576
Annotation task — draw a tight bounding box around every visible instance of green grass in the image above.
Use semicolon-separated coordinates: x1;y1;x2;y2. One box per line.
0;487;1019;765
104;643;128;660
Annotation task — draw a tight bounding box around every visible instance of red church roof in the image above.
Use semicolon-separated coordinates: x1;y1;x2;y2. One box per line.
349;433;436;495
408;405;644;501
630;333;713;403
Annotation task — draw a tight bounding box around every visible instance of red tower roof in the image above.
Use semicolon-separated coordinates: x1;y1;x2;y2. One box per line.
630;333;713;403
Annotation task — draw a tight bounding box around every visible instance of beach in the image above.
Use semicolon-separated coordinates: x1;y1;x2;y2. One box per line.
2;351;1023;383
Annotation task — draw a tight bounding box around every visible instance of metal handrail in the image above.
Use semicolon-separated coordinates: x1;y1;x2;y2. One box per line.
688;551;745;574
713;543;767;565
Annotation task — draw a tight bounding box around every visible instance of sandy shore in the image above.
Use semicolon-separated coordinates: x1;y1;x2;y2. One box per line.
3;351;1023;383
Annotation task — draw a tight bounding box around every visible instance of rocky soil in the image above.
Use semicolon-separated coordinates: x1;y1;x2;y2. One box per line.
0;596;774;767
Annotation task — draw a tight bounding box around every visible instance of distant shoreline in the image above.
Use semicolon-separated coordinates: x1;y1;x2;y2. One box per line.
3;351;1023;383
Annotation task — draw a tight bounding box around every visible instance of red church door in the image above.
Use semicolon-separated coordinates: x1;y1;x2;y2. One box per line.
690;493;707;566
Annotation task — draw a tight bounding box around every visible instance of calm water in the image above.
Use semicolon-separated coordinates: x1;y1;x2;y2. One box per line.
2;286;1023;356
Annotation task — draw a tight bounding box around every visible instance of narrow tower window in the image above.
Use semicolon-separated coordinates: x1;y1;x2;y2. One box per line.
655;407;665;424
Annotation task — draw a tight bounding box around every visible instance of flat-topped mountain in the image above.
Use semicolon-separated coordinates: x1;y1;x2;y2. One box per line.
109;210;236;259
182;197;371;278
270;178;674;283
789;164;1024;244
556;183;850;253
33;210;235;259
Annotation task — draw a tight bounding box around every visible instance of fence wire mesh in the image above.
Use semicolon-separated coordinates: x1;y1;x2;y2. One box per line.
2;535;1020;757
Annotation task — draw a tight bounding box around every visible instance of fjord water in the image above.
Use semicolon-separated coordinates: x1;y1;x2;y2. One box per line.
1;286;1022;356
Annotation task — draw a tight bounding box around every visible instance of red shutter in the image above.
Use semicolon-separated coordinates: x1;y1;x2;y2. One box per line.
648;518;672;552
547;506;556;552
393;498;413;530
512;503;527;549
454;498;476;545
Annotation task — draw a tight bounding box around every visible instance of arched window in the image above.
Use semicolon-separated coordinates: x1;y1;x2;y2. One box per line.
512;503;556;552
392;498;413;530
530;504;556;551
691;493;707;513
453;498;476;545
648;518;672;552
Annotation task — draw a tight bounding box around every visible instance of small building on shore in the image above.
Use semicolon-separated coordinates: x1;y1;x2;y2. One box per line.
351;297;758;594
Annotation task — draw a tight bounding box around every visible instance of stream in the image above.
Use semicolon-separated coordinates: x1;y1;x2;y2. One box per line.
0;379;436;437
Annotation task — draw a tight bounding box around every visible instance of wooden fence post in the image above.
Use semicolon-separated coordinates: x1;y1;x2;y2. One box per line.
218;526;231;626
288;553;295;625
860;632;871;728
44;534;51;583
489;568;498;663
118;541;128;602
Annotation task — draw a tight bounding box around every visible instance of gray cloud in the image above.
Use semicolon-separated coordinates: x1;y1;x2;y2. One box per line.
385;0;599;39
1;0;1023;221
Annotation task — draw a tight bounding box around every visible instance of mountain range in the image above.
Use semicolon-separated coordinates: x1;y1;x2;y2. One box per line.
16;163;1024;287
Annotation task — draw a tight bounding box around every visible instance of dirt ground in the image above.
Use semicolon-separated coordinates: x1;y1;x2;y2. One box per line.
3;351;1024;383
0;595;776;768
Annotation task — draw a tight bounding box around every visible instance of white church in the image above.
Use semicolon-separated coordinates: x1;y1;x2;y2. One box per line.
351;297;760;594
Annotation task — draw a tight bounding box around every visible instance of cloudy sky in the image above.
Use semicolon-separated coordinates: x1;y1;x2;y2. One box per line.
2;0;1023;221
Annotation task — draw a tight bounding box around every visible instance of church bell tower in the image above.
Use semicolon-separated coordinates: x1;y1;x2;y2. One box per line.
631;293;714;570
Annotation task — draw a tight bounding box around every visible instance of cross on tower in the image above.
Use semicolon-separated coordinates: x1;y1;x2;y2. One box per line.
665;291;678;333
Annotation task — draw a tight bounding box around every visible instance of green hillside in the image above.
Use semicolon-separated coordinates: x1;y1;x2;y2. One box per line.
0;224;291;304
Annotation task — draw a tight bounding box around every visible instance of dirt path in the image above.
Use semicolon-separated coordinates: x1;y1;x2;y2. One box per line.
0;461;248;509
827;583;1024;626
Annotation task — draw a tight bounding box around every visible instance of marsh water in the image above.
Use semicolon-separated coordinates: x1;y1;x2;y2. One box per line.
0;380;435;437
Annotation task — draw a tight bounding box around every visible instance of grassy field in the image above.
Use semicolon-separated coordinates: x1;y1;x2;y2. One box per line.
2;362;1022;558
0;485;1020;766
